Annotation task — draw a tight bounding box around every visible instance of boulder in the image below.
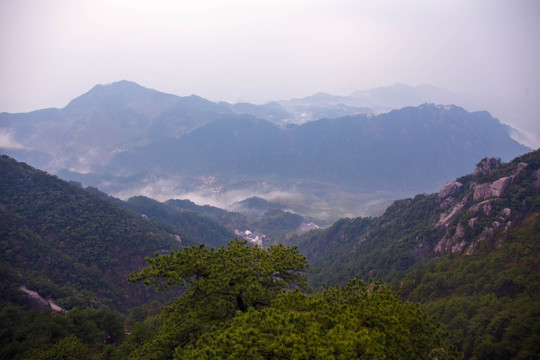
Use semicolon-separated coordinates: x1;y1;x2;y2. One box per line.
434;223;467;253
473;157;500;176
437;181;463;200
437;199;467;227
473;176;511;200
470;199;496;216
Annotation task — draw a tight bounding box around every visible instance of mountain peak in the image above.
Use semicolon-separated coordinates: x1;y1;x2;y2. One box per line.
64;80;178;112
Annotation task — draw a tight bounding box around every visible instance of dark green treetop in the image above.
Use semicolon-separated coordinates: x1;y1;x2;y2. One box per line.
178;279;457;360
127;240;310;358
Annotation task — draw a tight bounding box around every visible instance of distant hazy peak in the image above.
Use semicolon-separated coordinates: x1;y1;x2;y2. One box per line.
64;80;179;111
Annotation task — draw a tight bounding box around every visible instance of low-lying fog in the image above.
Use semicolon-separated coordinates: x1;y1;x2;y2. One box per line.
111;175;395;225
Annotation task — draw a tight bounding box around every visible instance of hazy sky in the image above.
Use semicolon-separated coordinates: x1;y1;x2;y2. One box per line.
1;0;539;146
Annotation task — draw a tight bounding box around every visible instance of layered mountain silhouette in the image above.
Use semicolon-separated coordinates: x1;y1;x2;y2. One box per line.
0;81;531;219
108;103;529;194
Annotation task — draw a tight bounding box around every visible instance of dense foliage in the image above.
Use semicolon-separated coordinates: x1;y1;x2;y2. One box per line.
2;149;539;359
123;195;234;248
178;279;456;360
289;149;540;359
0;305;123;360
127;239;309;358
401;212;540;359
127;240;453;359
0;155;186;311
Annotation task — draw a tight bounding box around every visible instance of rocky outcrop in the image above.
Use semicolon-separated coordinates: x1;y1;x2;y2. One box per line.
438;181;463;200
473;177;512;200
437;198;468;227
465;207;512;255
434;222;468;253
435;205;513;255
19;286;65;314
434;158;528;255
473;157;500;176
534;168;540;189
470;199;497;216
437;181;463;209
472;162;528;201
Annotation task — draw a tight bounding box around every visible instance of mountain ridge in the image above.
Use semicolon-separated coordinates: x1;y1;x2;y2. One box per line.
294;149;540;283
0;81;532;221
0;155;232;312
286;149;540;357
107;103;529;194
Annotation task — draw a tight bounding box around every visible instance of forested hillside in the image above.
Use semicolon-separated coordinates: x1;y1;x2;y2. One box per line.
1;151;539;359
290;149;540;358
0;155;458;359
0;155;189;312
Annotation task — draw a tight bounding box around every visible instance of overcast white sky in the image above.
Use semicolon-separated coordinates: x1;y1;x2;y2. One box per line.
1;0;539;146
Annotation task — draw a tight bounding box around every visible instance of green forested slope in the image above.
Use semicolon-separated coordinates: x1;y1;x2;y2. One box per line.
123;196;234;248
290;150;540;358
0;155;187;311
403;215;540;359
2;149;539;359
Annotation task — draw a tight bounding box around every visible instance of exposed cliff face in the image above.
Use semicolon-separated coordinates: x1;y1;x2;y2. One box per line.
437;181;463;210
534;168;540;189
473;177;512;200
19;286;65;314
434;155;538;255
473;156;501;176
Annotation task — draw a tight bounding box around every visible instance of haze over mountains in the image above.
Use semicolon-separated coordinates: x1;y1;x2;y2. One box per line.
1;145;538;359
0;80;537;358
0;80;531;222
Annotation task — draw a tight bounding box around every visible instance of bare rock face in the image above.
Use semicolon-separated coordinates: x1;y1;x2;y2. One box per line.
473;157;501;176
438;181;463;200
472;162;528;201
534;168;540;189
437;198;468;227
435;222;467;253
473;177;512;200
438;181;463;209
433;156;535;257
470;199;496;216
515;162;529;176
19;286;65;314
463;207;513;255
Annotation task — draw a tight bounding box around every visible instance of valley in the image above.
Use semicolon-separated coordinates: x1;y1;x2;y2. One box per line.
0;81;538;359
0;81;530;224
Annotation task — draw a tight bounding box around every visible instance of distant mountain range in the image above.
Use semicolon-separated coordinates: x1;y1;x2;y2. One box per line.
0;81;531;220
278;83;467;123
111;103;528;193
